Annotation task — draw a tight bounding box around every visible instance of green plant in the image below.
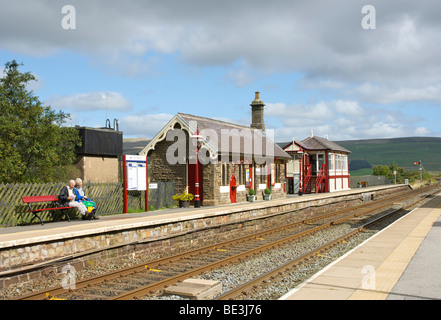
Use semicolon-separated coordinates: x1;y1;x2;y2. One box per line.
127;207;145;213
264;187;271;195
172;191;194;202
248;188;255;196
0;60;81;183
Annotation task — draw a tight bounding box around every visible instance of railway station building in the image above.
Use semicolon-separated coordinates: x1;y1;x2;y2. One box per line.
282;134;351;194
139;92;292;206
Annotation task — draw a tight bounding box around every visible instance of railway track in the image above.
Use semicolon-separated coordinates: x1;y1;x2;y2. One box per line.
215;203;415;300
14;185;440;300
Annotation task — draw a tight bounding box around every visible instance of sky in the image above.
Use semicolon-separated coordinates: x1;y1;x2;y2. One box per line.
1;0;441;142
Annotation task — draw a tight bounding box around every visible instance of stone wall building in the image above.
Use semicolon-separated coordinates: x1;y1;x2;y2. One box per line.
74;126;123;183
140;92;291;206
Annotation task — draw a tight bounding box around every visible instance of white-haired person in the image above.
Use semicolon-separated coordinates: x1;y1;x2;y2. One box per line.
58;180;92;220
74;178;99;220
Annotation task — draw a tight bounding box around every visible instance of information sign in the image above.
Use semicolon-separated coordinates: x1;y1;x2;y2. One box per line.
123;155;148;213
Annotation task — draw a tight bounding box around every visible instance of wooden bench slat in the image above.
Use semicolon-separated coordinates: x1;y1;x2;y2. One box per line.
27;206;73;213
21;195;71;225
22;195;59;203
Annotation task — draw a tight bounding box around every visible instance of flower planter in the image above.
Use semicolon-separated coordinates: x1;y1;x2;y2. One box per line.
247;188;256;202
179;200;190;208
173;191;194;208
263;187;272;201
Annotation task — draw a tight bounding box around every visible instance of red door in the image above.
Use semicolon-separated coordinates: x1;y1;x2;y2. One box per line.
230;174;237;203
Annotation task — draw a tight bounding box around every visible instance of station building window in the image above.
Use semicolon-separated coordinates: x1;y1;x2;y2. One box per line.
328;154;334;171
269;163;281;186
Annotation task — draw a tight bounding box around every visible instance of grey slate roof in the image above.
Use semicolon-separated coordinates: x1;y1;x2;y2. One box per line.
296;136;351;153
178;113;291;159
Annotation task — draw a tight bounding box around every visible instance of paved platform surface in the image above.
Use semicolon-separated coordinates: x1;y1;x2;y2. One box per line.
0;185;398;249
280;192;441;300
0;194;311;248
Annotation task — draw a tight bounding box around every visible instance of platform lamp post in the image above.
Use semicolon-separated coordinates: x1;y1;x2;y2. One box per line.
192;127;203;208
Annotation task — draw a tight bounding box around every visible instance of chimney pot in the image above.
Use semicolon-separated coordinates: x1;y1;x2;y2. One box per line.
250;91;265;132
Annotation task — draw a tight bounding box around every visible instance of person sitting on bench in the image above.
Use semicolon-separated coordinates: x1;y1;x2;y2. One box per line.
74;178;99;220
59;180;92;220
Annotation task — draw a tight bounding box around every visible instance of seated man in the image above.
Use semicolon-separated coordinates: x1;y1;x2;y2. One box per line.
59;179;92;220
74;178;99;220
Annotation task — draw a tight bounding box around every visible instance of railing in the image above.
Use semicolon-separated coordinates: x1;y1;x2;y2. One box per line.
303;156;313;193
315;163;327;193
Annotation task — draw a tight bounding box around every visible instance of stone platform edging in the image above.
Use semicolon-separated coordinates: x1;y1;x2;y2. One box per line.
0;185;410;274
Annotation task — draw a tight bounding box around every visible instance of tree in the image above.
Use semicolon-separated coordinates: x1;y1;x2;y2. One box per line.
372;161;431;184
0;60;81;183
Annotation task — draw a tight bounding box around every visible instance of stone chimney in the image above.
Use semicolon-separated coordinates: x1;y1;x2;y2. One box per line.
250;91;265;132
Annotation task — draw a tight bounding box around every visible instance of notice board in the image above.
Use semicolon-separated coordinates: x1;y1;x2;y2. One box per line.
123;155;148;213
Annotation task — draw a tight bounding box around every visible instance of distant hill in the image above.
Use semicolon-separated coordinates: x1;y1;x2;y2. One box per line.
128;136;441;173
123;138;150;155
335;137;441;173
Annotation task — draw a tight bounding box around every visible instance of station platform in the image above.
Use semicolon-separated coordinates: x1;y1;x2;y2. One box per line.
0;185;405;250
280;191;441;300
0;184;415;288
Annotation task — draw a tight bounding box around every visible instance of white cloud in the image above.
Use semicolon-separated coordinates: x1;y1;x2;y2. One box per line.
333;100;362;116
265;99;432;141
120;113;174;138
3;0;441;92
227;69;256;88
414;127;431;136
2;0;440;140
46;91;133;112
349;83;441;104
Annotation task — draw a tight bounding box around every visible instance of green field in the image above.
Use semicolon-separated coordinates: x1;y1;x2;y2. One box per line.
336;137;441;173
349;168;373;177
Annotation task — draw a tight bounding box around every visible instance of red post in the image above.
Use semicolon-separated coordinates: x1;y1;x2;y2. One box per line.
194;127;201;208
145;156;149;212
325;150;329;193
249;164;253;190
299;153;303;194
123;155;128;213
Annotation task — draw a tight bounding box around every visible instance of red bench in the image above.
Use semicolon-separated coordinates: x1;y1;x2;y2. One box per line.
22;195;72;225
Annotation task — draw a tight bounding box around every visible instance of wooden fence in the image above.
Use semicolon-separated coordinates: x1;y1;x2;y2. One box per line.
0;181;175;227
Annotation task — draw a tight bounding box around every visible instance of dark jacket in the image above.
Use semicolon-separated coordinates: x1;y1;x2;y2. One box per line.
58;186;74;206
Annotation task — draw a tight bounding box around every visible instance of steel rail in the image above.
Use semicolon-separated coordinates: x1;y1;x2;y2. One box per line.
110;186;439;300
14;185;439;300
215;192;437;300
